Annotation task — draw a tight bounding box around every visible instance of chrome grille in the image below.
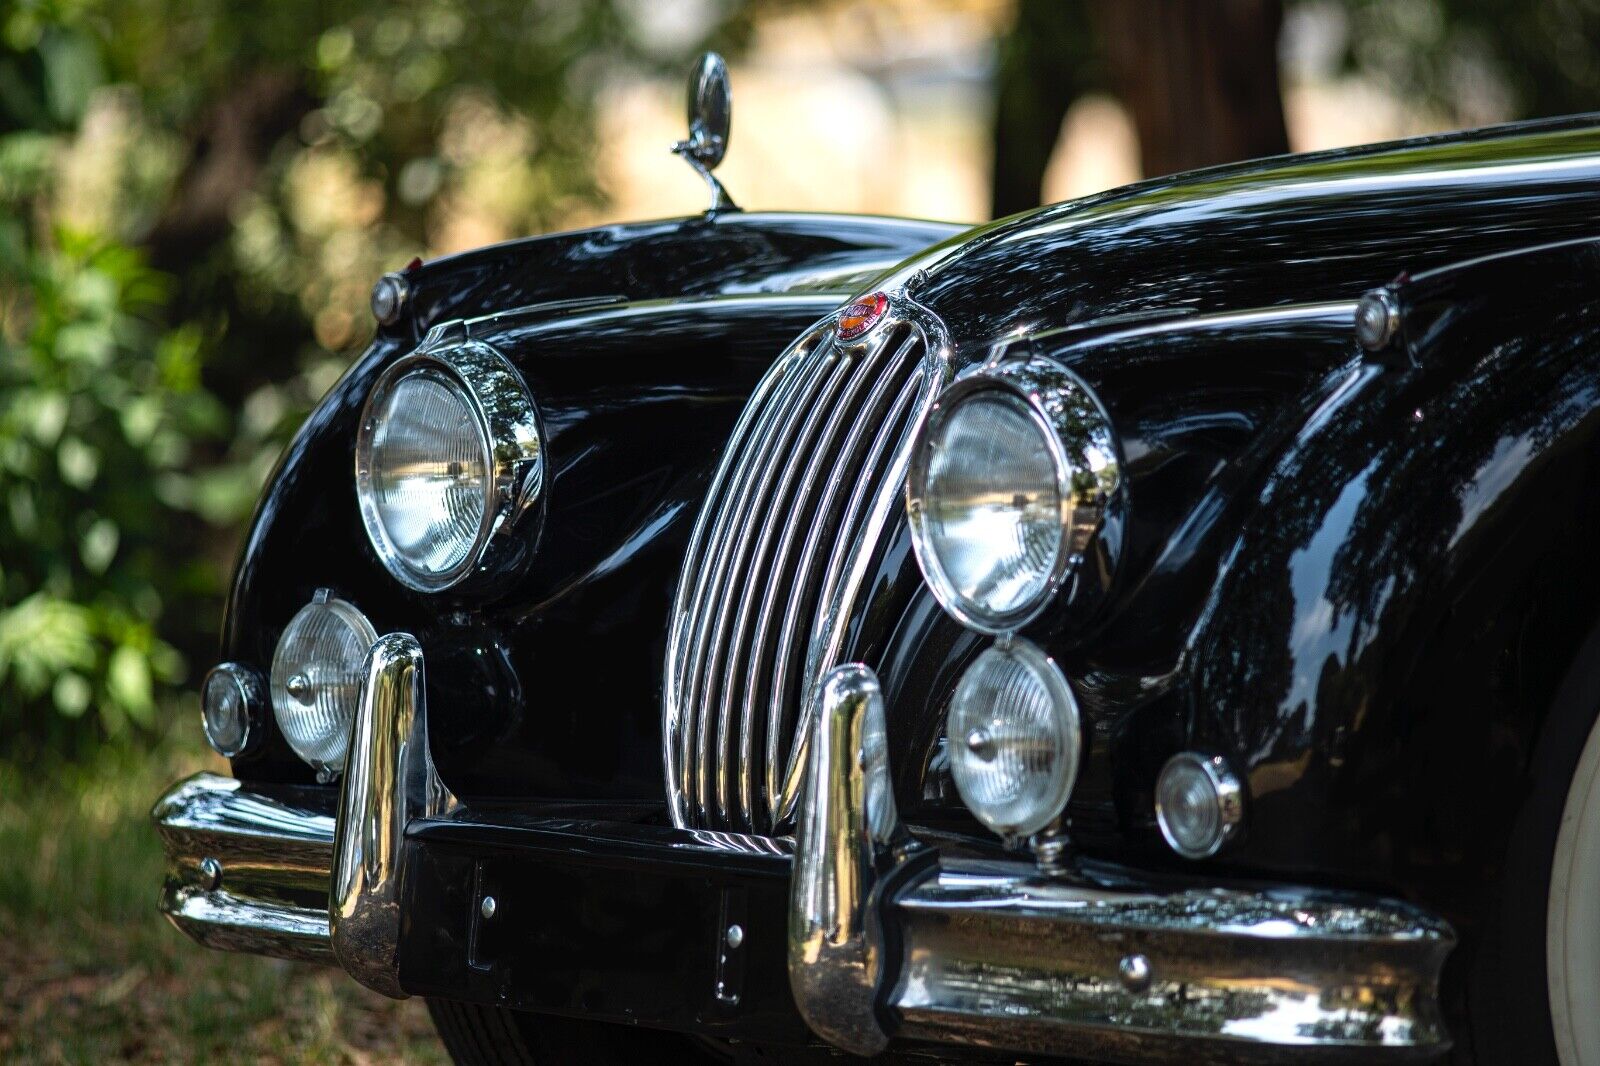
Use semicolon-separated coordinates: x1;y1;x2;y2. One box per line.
664;295;950;833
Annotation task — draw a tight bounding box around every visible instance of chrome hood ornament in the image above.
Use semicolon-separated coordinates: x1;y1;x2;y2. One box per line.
672;52;738;213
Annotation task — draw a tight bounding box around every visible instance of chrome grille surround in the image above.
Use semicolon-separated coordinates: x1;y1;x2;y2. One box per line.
664;293;953;833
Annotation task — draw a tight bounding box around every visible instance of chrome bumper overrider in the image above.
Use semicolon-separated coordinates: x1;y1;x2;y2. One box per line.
154;639;1453;1059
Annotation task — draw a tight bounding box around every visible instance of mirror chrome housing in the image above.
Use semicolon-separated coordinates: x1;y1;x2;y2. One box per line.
672;52;738;213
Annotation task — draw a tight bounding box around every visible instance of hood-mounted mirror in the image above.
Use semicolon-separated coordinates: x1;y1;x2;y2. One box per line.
672;52;739;214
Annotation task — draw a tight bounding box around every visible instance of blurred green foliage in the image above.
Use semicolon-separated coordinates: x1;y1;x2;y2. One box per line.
0;0;748;765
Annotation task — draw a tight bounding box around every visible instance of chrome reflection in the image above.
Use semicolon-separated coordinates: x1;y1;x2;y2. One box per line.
152;772;336;962
788;663;908;1057
330;632;457;998
787;662;1454;1061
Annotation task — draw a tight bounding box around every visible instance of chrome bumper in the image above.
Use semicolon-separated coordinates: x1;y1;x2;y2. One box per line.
788;664;1455;1061
152;772;335;963
154;640;1453;1059
154;632;452;996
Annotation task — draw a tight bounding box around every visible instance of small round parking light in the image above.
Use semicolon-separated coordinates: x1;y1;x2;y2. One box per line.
201;662;265;758
1154;752;1245;859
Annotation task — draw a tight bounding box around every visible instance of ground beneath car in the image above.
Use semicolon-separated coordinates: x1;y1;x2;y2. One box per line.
0;732;447;1065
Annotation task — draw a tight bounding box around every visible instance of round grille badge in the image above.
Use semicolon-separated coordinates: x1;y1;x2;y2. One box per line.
837;291;889;342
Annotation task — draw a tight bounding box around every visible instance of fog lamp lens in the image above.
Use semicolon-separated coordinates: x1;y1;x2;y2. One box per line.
1154;752;1244;859
947;639;1081;841
201;662;263;757
269;591;378;775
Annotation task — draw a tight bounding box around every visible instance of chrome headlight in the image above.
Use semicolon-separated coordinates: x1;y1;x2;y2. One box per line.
906;352;1120;634
947;638;1082;841
269;590;377;776
356;336;543;593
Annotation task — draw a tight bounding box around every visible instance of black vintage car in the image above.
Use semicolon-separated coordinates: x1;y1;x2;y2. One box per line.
153;54;1600;1064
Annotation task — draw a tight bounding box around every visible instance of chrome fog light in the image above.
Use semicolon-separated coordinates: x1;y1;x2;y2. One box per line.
1155;752;1245;859
269;590;378;777
201;662;265;758
356;337;542;594
947;639;1082;842
907;353;1120;635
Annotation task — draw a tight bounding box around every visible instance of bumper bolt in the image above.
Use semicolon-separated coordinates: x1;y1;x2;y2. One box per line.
480;895;498;921
1119;953;1153;993
1355;288;1401;351
199;857;223;891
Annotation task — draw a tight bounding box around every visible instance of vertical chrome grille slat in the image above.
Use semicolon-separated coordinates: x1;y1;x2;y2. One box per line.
682;351;825;824
762;336;923;817
663;338;809;817
664;296;951;832
714;331;906;832
702;355;855;828
775;354;950;823
674;345;820;823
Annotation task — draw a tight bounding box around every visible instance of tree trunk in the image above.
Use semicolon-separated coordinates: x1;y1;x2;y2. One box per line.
1092;0;1289;179
989;0;1100;219
144;69;315;273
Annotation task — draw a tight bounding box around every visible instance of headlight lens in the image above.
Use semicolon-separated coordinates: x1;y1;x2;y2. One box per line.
947;639;1081;841
356;339;542;594
270;591;377;774
917;391;1061;622
907;354;1120;635
359;369;491;590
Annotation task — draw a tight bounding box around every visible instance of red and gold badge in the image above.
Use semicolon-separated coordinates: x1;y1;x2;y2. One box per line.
836;291;889;341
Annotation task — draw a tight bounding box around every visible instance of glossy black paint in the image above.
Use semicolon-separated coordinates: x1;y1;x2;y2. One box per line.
226;115;1600;947
403;212;962;340
230;292;843;795
400;813;806;1041
909;114;1600;343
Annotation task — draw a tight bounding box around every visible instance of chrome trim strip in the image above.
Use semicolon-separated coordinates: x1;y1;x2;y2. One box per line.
745;332;912;829
787;662;1456;1062
153;772;335;963
767;346;925;823
681;345;826;824
714;324;903;831
703;354;853;827
330;632;457;998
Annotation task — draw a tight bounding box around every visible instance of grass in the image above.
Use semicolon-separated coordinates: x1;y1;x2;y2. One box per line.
0;726;450;1065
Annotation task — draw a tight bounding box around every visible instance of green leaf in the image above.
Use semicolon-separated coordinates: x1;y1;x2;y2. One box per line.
0;594;95;697
105;644;153;726
56;435;98;488
80;517;118;574
52;671;91;718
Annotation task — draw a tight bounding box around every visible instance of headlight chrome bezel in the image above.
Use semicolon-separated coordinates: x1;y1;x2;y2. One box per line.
906;351;1123;636
355;333;544;595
